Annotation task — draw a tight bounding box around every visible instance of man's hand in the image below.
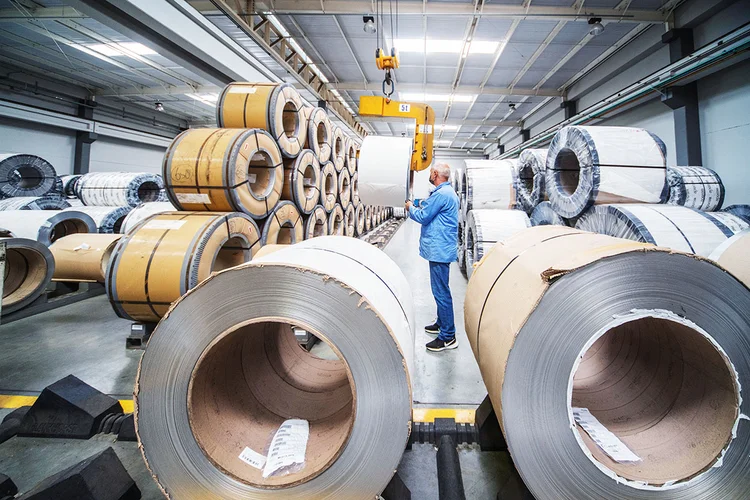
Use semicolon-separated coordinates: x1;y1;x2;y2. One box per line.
405;200;413;212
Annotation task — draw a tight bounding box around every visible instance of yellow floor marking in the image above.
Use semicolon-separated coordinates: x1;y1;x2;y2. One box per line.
0;394;134;413
412;408;476;424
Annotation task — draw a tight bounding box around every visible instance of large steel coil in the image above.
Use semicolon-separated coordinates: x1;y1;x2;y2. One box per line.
516;149;548;213
465;209;531;278
319;161;338;213
575;204;748;257
338;169;351;207
463;162;518;217
63;206;132;234
530;201;567;227
332;126;346;173
303;107;332;163
1;237;54;314
666;166;724;211
328;203;345;235
0;153;61;198
344;203;355;237
164;128;283;219
465;225;750;499
120;201;176;234
216;82;307;158
135;236;414;499
60;174;81;198
709;229;749;288
303;205;328;239
106;212;261;322
49;233;122;282
282;149;320;215
724;204;750;224
75;172;165;207
0;196;69;211
0;210;96;246
260;201;304;245
545;126;668;219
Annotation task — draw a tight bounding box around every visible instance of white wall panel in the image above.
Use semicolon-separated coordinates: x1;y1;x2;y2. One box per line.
89;136;166;174
0;117;76;174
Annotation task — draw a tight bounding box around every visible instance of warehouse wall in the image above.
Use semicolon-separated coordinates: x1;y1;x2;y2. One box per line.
0;117;75;174
89;137;166;174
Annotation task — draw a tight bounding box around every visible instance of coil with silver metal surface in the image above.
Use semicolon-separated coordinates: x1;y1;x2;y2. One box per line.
63;206;132;234
354;203;366;236
338;169;351;207
106;212;261;323
575;204;748;257
303;205;328;239
49;233;122;282
463;162;518;216
0;210;96;246
724;204;750;224
60;174;81;198
0;153;61;198
216;82;307;158
319;161;338;213
345;137;357;176
344;203;355;237
119;201;176;234
465;225;750;500
545;126;668;219
364;205;372;232
303;107;332;163
392;207;406;218
332;126;346;173
465;209;530;278
282;149;320;215
709;229;749;288
75;172;165;207
351;172;360;207
135;236;414;499
1;237;54;315
0;196;70;211
666;166;724;211
164;128;283;219
260;201;304;245
530;201;567;226
516;149;548;213
328;203;345;235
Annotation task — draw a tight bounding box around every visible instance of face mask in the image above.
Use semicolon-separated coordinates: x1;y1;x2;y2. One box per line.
428;184;436;193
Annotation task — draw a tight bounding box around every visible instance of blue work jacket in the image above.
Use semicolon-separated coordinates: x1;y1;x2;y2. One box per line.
409;181;459;263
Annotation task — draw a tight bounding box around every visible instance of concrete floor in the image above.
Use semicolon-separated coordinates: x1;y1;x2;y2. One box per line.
0;220;512;499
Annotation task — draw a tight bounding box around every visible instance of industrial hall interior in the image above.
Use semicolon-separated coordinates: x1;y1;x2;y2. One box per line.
0;0;749;498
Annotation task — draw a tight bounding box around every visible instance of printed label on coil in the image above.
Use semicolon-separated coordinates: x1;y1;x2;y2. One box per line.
573;408;641;463
229;86;258;94
262;419;309;478
143;220;187;231
238;447;267;470
176;193;211;204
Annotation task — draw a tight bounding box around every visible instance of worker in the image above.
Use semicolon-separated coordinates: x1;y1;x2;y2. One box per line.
405;163;459;352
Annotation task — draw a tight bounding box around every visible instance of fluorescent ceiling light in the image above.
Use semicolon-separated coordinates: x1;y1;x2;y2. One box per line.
395;38;499;54
435;139;453;145
85;42;157;57
400;92;475;103
407;124;458;130
187;93;219;106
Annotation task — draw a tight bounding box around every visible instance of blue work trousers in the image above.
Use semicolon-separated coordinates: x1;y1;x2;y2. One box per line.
429;261;456;341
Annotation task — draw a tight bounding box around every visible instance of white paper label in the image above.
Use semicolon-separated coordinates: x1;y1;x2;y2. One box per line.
573;408;641;463
262;419;309;478
399;103;411;113
248;174;257;184
131;324;143;331
176;192;211;204
417;124;433;134
239;446;267;470
229;86;257;94
143;220;187;230
303;179;315;186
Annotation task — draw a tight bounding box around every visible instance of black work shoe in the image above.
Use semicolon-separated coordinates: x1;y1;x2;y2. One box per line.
424;322;440;334
426;337;458;352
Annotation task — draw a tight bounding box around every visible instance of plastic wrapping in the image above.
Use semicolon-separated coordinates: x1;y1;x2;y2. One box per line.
357;136;412;206
319;161;338;213
530;201;567;227
465;209;530;278
666;166;724;211
0;153;61;198
328;203;345;235
463;162;518;219
575;204;749;257
546;126;668;219
1;236;54;314
516;149;548;213
63;205;132;234
120;201;176;234
76;172;166;207
0;196;70;211
723;204;750;224
0;210;97;246
282;149;320;215
303;107;332;163
59;174;81;198
303;205;328;239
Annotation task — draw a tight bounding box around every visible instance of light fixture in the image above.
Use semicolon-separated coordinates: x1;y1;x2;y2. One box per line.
588;18;604;36
482;133;487;139
394;38;499;54
154;102;164;112
508;103;516;111
363;16;376;34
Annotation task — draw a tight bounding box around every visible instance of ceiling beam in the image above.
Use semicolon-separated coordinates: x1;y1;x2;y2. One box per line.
94;84;220;97
0;6;87;21
361;117;519;127
331;82;562;97
225;1;667;22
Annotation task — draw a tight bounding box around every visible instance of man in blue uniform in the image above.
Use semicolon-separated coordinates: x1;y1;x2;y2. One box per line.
405;163;460;352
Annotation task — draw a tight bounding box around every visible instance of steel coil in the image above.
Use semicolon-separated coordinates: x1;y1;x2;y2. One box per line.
575;204;749;257
345;137;357;176
709;229;749;288
107;212;261;323
724;204;750;224
76;172;166;207
516;149;548;213
135;236;413;499
63;206;132;234
303;107;332;163
328;203;345;235
49;233;122;282
0;210;96;246
344;203;355;237
465;209;530;278
216;82;307;158
463;162;518;217
338;169;351;207
354;203;366;236
0;153;61;198
303;205;328;239
319;161;338;213
666;166;724;211
465;225;750;499
392;207;406;218
0;195;69;211
1;237;54;314
120;201;176;234
546;126;668;219
332;126;346;173
164;128;283;219
260;201;304;245
60;174;81;198
351;172;360;207
364;205;372;232
282;149;321;215
530;201;567;226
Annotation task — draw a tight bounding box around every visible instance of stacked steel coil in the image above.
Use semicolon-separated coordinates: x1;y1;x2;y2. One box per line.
282;149;320;215
0;196;69;211
515;149;548;214
76;172;166;207
63;206;132;234
0;210;97;246
119;201;176;234
465;209;531;278
666;166;724;211
0;153;62;198
303;205;328;239
0;237;55;315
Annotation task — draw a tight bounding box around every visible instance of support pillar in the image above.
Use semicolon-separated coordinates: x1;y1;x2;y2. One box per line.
520;129;530;142
74;99;98;175
560;100;577;120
